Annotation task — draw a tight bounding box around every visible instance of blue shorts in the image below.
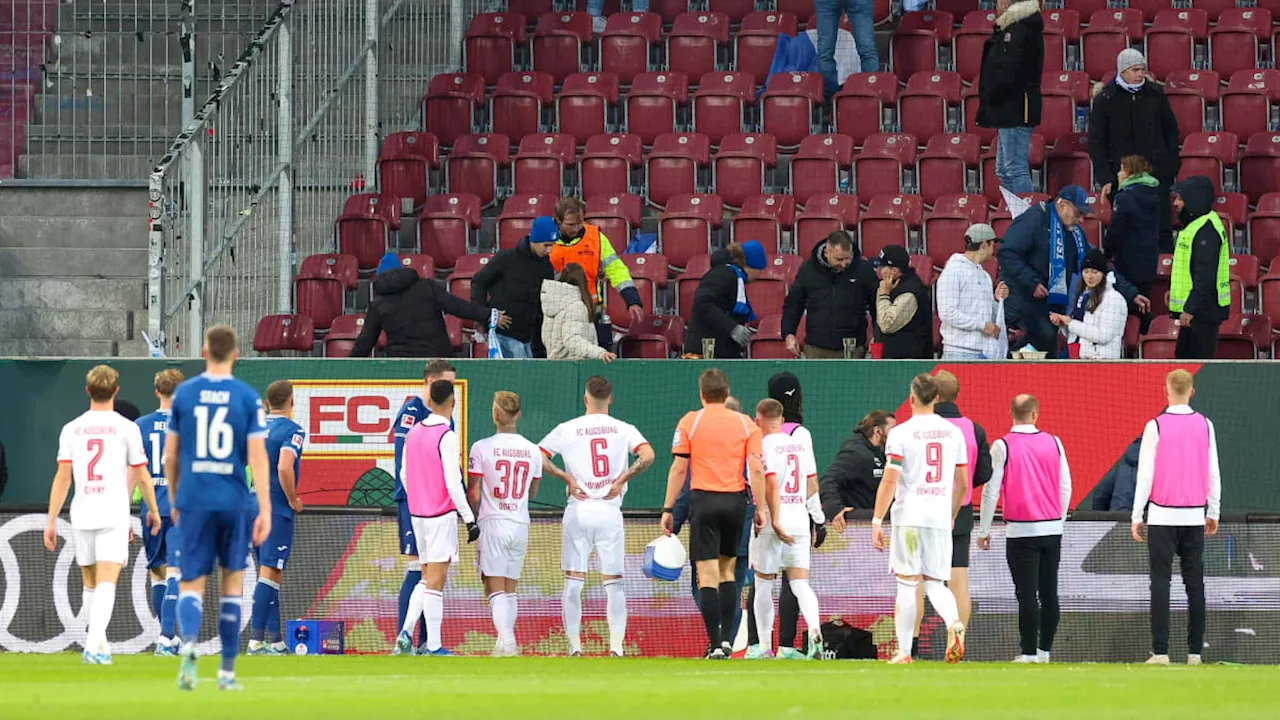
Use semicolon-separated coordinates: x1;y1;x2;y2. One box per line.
256;514;295;571
178;507;250;580
142;516;180;570
396;499;417;556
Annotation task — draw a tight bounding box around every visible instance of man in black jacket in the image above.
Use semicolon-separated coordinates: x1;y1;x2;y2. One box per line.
874;245;933;359
470;216;557;358
976;0;1043;194
1089;49;1181;253
781;231;878;358
820;410;896;530
1091;435;1142;512
351;253;506;358
1170;176;1231;359
683;242;766;359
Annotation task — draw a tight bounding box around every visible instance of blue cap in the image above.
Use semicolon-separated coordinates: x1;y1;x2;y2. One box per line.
741;240;768;270
1056;185;1094;216
529;216;560;244
376;252;400;275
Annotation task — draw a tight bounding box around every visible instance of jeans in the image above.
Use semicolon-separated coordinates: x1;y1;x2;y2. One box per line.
941;346;984;360
816;0;879;96
1148;525;1206;656
493;333;532;359
996;126;1035;194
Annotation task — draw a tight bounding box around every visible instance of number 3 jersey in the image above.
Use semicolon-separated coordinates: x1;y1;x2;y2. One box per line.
538;415;649;509
760;426;818;538
884;414;968;531
57;410;148;531
168;373;267;512
469;433;543;524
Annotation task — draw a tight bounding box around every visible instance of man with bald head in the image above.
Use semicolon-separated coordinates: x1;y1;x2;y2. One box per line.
977;394;1072;663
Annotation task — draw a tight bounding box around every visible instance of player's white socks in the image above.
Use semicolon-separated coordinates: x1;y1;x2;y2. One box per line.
924;579;961;628
401;581;427;636
895;579;919;659
422;589;444;652
603;579;626;655
789;578;821;643
88;582;116;655
81;588;95;640
753;576;776;651
505;593;519;642
489;592;513;647
562;576;584;653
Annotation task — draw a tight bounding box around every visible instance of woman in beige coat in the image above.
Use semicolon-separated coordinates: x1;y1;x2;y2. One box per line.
541;263;617;362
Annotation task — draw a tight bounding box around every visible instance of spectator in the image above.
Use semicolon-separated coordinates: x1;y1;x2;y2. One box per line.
937;224;1010;359
781;230;879;359
1169;176;1231;359
976;0;1044;194
351;252;502;358
816;0;879;98
819;410;896;530
873;245;933;359
683;241;767;359
470;215;558;358
1091;435;1142;512
1100;155;1163;332
550;198;645;347
540;263;617;362
1089;49;1181;253
1049;249;1128;359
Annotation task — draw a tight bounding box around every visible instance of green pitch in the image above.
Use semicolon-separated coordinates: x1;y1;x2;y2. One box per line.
0;654;1271;719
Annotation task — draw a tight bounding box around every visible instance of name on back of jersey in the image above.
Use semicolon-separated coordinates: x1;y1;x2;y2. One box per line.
200;389;231;405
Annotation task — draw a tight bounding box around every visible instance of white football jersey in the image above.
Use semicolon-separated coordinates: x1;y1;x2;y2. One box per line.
469;433;543;524
885;413;968;531
761;428;817;536
57;410;147;531
538;414;649;508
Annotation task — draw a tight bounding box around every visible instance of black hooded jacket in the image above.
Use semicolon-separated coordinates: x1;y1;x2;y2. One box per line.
819;431;885;520
683;248;750;359
470;238;554;345
976;0;1044;129
351;268;492;358
1173;175;1229;324
1104;179;1164;287
1089;81;1182;186
781;240;879;351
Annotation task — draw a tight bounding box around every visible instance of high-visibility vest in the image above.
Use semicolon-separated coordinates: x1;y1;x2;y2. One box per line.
1169;212;1230;314
550;225;603;304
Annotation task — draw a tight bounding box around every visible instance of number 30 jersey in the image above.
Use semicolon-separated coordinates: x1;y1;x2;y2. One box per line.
469;433;543;524
885;414;968;531
538;415;649;509
760;427;817;537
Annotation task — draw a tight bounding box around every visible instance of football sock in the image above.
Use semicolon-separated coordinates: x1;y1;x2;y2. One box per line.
717;581;737;647
401;581;427;636
250;578;278;642
398;568;422;644
562;577;584;652
911;636;920;658
505;593;519;644
924;579;961;627
177;590;203;646
778;574;799;648
88;582;116;654
895;579;920;658
753;576;775;651
603;579;626;654
697;586;721;648
160;573;179;640
80;588;94;643
150;580;165;619
265;581;282;644
746;583;760;647
422;589;444;652
218;597;242;673
489;592;511;646
789;578;821;643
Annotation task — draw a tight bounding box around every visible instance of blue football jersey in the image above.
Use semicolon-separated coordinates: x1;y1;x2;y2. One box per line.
265;415;306;518
136;409;172;516
168;373;267;512
392;396;429;501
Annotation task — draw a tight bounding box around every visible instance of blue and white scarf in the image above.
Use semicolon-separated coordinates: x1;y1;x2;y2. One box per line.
730;265;756;322
1048;204;1087;308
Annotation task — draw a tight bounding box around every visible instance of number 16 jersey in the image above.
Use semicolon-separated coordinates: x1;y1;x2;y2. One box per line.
469;433;543;524
885;414;968;531
538;414;649;509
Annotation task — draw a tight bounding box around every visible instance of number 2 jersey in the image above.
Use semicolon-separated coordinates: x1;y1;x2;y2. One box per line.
468;433;543;524
760;426;818;538
57;409;148;531
168;373;267;512
538;415;649;509
884;414;968;531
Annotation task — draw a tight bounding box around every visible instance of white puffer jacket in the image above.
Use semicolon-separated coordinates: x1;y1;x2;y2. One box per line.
1066;273;1129;359
541;279;610;360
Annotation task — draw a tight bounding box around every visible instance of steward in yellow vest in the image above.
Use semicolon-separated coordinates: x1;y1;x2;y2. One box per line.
1169;176;1230;360
550;197;646;347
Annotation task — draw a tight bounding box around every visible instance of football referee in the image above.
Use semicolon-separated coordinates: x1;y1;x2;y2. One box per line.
662;369;778;659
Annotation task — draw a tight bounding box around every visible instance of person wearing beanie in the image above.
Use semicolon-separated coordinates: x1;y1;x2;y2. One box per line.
1088;48;1181;253
683;241;768;359
976;0;1044;194
1049;248;1129;358
782;230;880;359
351;252;506;358
874;245;934;359
470;216;558;358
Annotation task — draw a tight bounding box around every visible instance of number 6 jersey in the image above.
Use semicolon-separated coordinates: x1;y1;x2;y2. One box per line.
884;414;968;531
538;414;649;509
469;433;543;524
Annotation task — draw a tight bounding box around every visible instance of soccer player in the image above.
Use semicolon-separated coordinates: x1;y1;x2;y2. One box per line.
467;391;543;657
540;376;654;657
977;394;1071;664
136;368;185;656
44;365;161;664
748;399;825;660
393;359;457;652
166;325;272;691
395;379;478;656
871;374;970;664
248;380;306;655
662;368;773;660
1131;369;1221;666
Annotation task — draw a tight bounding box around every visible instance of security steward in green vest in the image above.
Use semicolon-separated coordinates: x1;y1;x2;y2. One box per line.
1169;176;1231;359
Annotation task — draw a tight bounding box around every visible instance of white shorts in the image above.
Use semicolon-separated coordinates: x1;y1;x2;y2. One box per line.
478;518;529;580
889;525;952;581
749;530;810;575
412;515;459;564
73;527;129;567
561;502;624;576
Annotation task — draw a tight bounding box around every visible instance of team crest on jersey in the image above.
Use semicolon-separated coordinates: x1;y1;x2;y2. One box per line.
400;414;416;429
292;433;304;447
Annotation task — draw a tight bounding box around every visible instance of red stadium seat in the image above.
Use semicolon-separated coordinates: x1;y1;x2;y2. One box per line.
1260;268;1280;327
778;0;814;23
675;254;713;321
324;314;378;357
620;313;685;358
1164;70;1219;140
512;133;576;196
1145;9;1207;81
580;134;643;198
392;253;436;281
1217;315;1261;359
422;73;484;147
446;254;495;310
585;193;643;245
625;72;688;146
917;133;980;206
1209;9;1271;81
834;72;898;147
760;72;824;149
508;0;554;20
713;133;778;210
659;194;724;270
890;10;952;82
335;193;400;271
599;12;662;86
960;86;995;146
859;194;924;259
490;71;555;142
1044;132;1093;195
558;72;620;146
649;0;694;24
464;13;527;86
1240;132;1280;204
747;254;801;317
910;253;936;286
1248;192;1280;265
668;12;731;84
1177;131;1240;194
254;315;315;355
790;134;855;204
418;193;483;270
730;194;797;255
1139;315;1180;359
295;254;359;331
1230;252;1261;291
924;194;988;268
376;132;440;209
607;253;668;328
645;132;711;208
954;10;996;82
736;12;799;85
532;12;592;84
898;71;962;141
707;0;756;23
496;193;558;251
1081;9;1143;81
749;314;795;359
692;71;756;146
1039;71;1090;144
853;133;917;196
446;133;511;208
1213;193;1248;245
1128;0;1174;23
1040;9;1081;74
795;193;860;258
1221;70;1280;141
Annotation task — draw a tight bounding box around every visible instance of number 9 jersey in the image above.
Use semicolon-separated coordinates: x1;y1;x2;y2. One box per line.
884;414;968;531
469;433;543;524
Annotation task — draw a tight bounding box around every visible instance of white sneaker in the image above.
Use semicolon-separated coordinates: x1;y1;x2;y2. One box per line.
1146;654;1171;665
1187;654;1202;666
1012;655;1037;663
591;15;607;34
1036;650;1051;664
